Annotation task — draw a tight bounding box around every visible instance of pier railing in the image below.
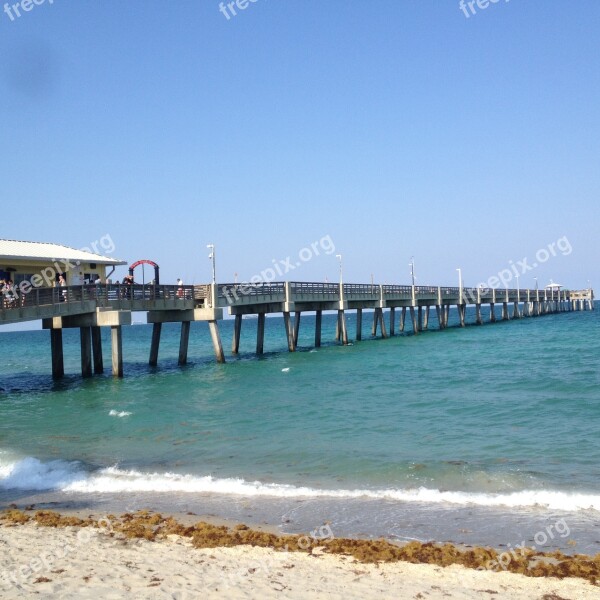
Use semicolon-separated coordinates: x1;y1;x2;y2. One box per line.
0;280;577;324
1;283;196;315
218;282;286;305
291;282;339;299
382;285;412;298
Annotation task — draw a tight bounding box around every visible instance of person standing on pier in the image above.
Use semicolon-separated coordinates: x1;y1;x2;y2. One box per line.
58;275;67;302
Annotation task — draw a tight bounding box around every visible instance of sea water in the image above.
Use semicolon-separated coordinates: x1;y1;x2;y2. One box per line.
1;306;599;554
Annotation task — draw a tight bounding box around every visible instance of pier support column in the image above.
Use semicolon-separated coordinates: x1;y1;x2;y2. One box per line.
356;308;362;341
445;304;450;325
475;304;482;325
111;325;123;378
293;312;302;347
378;309;387;338
50;329;64;379
423;306;430;330
232;314;242;355
338;310;349;344
435;306;443;330
490;303;496;322
372;310;378;336
417;306;423;332
149;323;162;366
283;312;296;352
400;307;406;332
409;307;418;334
513;301;520;319
80;327;92;378
178;321;191;365
502;302;509;320
389;307;395;336
256;313;265;354
315;310;322;347
457;305;465;327
91;326;104;374
208;320;226;363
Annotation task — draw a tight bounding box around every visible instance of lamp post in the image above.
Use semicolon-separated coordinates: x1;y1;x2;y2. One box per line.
456;268;463;303
516;274;520;317
410;257;415;287
207;244;216;307
336;254;343;301
207;244;216;284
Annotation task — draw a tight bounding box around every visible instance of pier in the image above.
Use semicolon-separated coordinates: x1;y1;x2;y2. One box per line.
0;280;594;380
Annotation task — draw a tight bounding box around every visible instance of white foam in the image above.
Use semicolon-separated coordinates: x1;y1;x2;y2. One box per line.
2;455;599;512
281;368;290;373
0;457;87;491
109;410;132;417
61;466;600;512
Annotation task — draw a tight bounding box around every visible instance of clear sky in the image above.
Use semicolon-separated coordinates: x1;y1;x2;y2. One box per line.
1;0;598;290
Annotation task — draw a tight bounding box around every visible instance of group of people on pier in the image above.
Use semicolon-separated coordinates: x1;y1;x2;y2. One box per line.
0;278;19;308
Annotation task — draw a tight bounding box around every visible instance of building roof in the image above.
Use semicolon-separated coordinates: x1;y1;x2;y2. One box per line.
0;239;127;266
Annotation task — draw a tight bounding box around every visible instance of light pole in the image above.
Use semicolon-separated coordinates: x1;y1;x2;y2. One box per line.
336;254;344;302
207;244;216;307
335;254;343;282
456;268;463;302
336;253;343;296
516;274;520;316
207;244;216;284
410;257;415;287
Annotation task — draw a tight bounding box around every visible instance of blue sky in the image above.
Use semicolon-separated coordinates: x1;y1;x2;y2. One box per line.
1;1;598;289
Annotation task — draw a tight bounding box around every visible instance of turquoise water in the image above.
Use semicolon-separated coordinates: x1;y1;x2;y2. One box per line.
1;307;599;552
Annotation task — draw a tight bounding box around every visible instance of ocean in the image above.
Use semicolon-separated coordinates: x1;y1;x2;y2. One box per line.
1;306;599;555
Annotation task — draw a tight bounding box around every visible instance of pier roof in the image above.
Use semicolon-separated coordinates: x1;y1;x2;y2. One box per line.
0;239;126;266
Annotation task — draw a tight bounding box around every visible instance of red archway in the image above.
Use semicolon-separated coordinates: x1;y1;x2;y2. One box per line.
129;260;160;285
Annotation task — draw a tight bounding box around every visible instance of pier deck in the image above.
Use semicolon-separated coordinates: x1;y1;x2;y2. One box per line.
0;281;594;380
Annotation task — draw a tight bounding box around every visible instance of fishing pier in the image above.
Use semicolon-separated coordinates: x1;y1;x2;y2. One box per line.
0;281;594;379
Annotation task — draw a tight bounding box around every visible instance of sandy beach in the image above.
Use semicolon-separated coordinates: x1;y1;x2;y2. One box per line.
1;510;599;599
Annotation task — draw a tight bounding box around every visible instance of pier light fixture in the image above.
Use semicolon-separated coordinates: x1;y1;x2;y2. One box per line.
335;254;343;285
336;254;344;302
410;257;415;287
456;268;463;303
207;244;216;285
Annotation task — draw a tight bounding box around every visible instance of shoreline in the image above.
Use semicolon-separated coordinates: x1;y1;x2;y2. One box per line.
2;508;600;592
4;488;600;557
